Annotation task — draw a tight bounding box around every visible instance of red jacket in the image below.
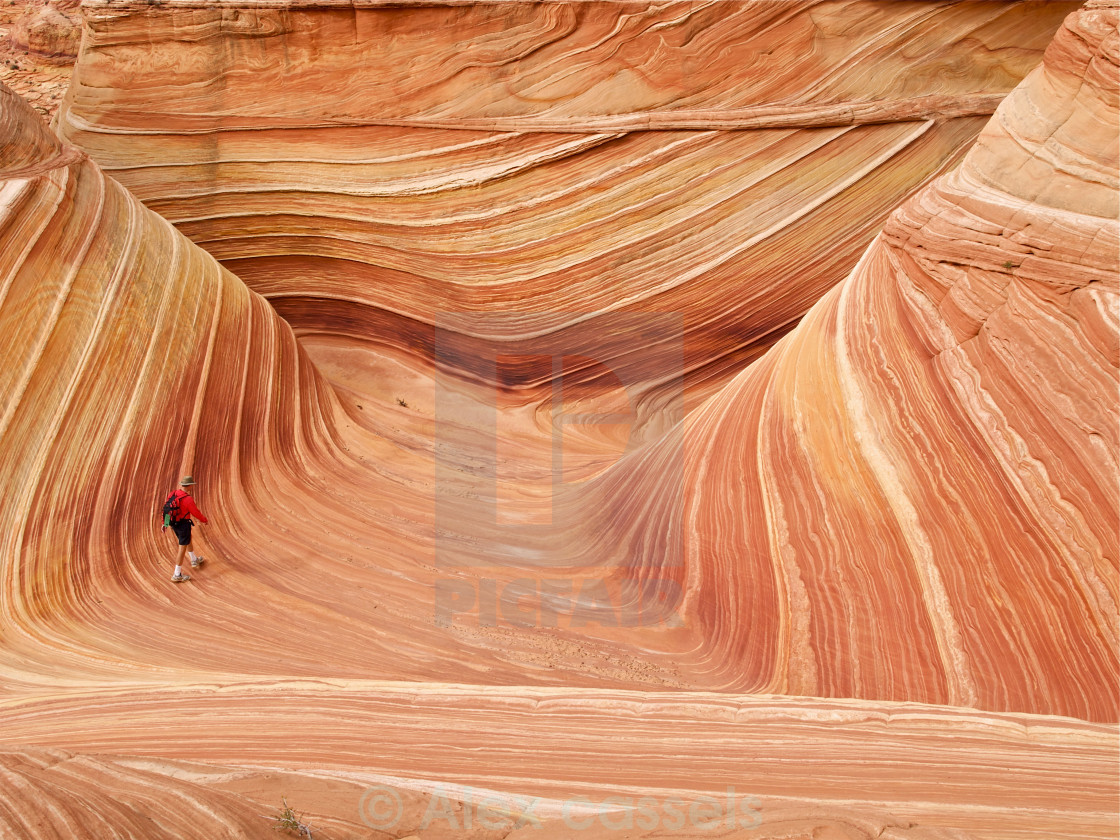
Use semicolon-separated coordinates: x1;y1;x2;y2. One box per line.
166;489;207;524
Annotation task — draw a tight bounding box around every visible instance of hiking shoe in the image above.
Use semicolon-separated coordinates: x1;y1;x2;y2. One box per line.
190;557;205;568
171;572;191;583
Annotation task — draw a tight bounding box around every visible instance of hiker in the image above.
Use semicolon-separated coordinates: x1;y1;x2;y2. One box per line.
162;475;207;583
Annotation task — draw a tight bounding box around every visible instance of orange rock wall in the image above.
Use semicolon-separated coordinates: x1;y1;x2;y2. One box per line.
0;81;353;684
58;0;1081;397
590;2;1119;718
0;1;1116;838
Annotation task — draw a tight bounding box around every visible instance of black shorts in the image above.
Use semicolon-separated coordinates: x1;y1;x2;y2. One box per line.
170;519;193;546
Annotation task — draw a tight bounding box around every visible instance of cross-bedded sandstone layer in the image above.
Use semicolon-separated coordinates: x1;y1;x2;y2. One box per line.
2;690;1117;840
59;0;1081;404
0;1;1117;838
595;0;1120;720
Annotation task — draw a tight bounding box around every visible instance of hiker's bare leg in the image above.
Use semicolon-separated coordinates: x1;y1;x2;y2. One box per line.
175;542;188;569
183;535;205;568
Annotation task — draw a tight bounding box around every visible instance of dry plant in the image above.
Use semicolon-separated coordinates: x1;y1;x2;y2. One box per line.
262;797;314;838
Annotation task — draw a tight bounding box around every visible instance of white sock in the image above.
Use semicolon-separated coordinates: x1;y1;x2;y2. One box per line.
188;552;198;563
174;565;182;576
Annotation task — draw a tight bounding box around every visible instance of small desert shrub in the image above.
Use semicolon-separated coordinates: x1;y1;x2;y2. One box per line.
263;797;313;838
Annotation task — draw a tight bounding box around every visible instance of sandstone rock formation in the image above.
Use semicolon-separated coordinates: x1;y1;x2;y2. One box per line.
0;1;1116;838
6;0;80;63
59;0;1082;401
0;1;74;119
591;0;1120;720
2;692;1116;840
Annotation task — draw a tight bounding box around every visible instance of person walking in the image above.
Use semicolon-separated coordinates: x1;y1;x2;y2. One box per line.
163;475;208;582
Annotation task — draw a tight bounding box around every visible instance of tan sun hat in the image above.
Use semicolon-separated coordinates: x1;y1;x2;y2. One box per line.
179;475;196;486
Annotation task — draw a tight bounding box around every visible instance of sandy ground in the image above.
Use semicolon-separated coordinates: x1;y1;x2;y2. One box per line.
0;0;73;120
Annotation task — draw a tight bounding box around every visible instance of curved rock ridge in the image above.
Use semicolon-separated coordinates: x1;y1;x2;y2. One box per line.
1;76;608;691
588;0;1118;719
1;687;1117;840
0;78;390;685
0;747;295;839
0;72;704;693
67;0;1076;125
57;1;1079;400
0;3;1116;839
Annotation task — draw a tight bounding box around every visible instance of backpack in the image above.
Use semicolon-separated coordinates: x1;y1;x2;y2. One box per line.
162;491;183;526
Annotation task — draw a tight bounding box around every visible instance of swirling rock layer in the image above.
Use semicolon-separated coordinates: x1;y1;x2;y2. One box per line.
633;0;1119;719
59;0;1081;398
1;687;1116;840
0;1;1117;838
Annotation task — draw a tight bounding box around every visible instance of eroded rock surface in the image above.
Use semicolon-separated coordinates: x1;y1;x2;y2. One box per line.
596;0;1120;719
7;0;80;63
59;0;1081;401
0;1;1116;838
0;0;74;118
